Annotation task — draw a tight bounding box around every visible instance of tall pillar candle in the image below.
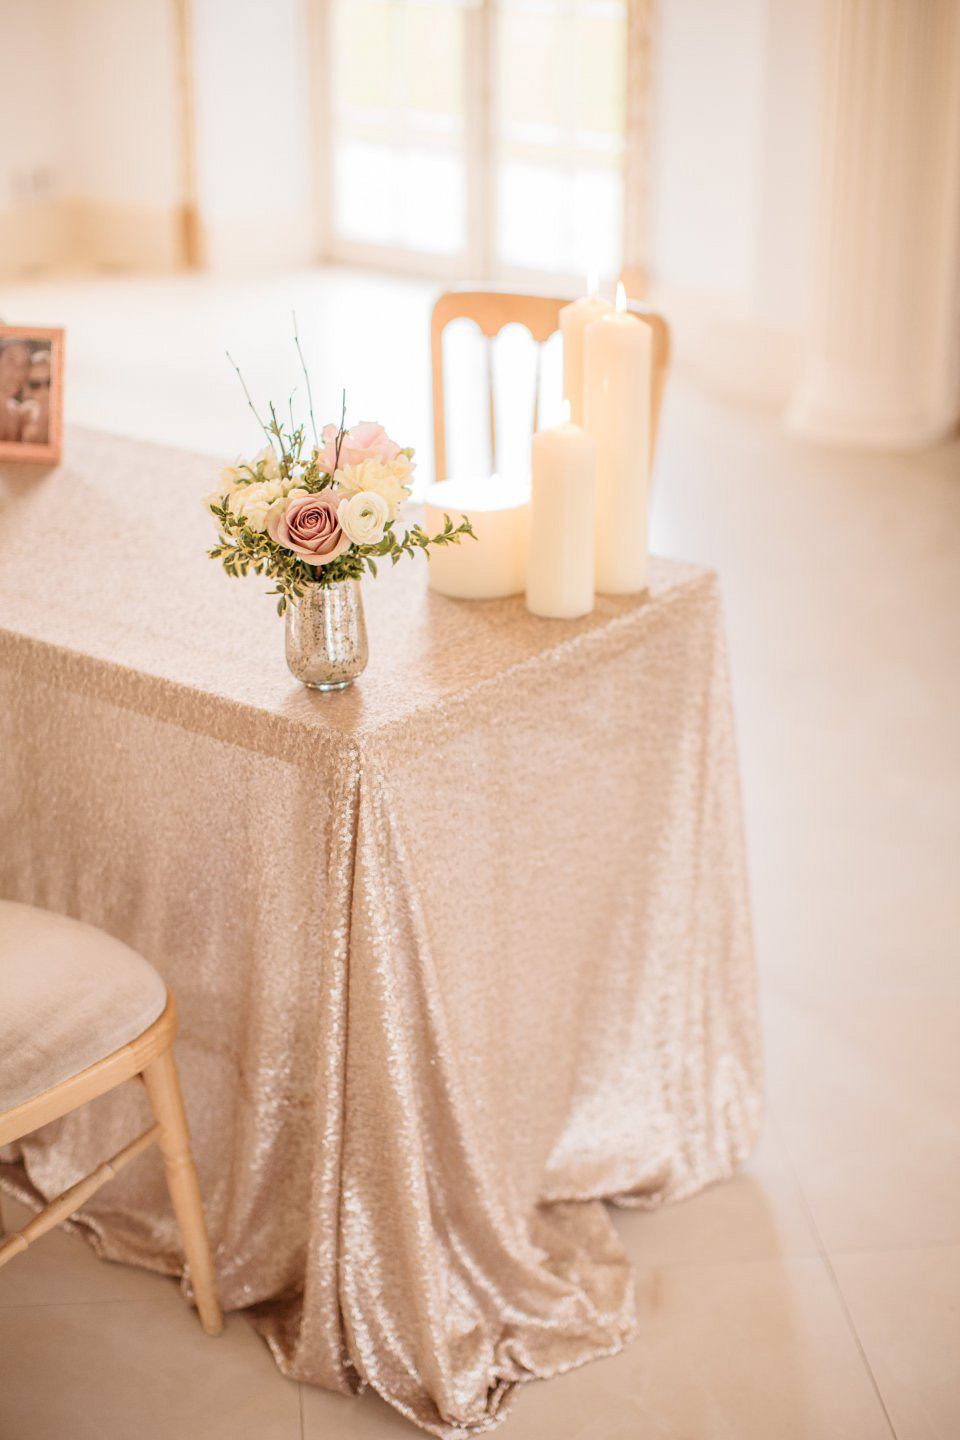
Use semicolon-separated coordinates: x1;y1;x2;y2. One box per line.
526;415;595;620
560;288;614;425
584;291;652;593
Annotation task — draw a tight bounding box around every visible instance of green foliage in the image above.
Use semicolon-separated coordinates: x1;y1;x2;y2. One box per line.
206;397;476;617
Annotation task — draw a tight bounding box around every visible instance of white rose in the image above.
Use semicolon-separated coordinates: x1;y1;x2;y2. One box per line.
252;445;282;481
228;478;289;532
337;490;389;547
334;457;413;520
204;460;245;514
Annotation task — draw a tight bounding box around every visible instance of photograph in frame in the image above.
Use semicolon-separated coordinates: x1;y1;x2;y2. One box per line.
0;325;65;464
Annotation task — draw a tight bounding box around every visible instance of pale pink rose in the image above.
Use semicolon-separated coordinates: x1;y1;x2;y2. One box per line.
318;420;401;473
267;491;351;566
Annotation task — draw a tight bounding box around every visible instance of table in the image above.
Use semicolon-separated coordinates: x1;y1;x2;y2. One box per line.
0;429;762;1436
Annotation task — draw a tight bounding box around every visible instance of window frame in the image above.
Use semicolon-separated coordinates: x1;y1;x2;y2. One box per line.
308;0;647;289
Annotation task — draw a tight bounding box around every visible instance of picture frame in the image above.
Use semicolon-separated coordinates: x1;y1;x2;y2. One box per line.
0;325;65;464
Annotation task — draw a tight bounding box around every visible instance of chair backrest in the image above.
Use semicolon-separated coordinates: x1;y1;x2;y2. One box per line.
431;288;670;484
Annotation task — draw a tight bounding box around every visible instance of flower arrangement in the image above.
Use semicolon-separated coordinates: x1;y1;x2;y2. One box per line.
206;361;474;615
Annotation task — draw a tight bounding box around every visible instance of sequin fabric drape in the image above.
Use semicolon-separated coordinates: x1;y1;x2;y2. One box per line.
0;431;761;1435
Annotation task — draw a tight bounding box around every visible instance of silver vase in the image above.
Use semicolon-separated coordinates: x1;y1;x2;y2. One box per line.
284;580;369;690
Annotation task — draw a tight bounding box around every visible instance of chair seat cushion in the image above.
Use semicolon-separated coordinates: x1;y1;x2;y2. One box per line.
0;901;168;1112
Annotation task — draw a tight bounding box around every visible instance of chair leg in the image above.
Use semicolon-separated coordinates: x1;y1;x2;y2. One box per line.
141;1045;223;1336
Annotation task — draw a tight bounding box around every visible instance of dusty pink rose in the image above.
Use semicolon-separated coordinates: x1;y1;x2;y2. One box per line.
318;420;401;473
267;492;350;566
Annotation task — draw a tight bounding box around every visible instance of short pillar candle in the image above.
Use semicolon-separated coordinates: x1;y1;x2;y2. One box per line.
424;476;529;600
526;413;596;620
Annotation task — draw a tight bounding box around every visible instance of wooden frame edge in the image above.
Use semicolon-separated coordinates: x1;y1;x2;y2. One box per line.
0;991;177;1147
0;325;65;465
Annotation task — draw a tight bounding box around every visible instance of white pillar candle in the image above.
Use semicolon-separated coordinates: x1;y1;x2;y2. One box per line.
584;284;652;594
424;476;529;600
526;413;596;620
560;278;614;426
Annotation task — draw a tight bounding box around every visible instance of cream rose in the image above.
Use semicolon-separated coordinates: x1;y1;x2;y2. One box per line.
227;478;290;533
337;490;389;547
334;456;413;519
251;445;282;481
203;460;244;514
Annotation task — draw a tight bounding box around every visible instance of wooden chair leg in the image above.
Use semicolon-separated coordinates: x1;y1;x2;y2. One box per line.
141;1045;223;1336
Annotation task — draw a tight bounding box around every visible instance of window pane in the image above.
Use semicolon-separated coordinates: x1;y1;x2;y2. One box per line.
494;0;626;277
497;159;622;276
329;0;469;258
334;142;465;254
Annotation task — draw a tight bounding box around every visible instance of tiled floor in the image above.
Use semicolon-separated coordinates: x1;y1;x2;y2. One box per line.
1;267;958;1439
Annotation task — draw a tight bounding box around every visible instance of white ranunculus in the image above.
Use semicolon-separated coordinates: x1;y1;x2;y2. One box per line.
334;456;413;520
337;490;389;547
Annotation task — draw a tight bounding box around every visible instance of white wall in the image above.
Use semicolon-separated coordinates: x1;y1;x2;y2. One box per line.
191;0;318;269
648;0;822;398
63;0;181;210
0;0;73;268
0;0;318;276
0;0;70;209
650;0;766;303
755;0;821;329
0;0;181;273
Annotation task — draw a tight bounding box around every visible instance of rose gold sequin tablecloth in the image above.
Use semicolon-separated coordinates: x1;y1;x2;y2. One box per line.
0;429;761;1435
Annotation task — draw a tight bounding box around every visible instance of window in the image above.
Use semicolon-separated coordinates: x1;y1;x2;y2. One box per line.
494;1;626;279
326;0;472;266
318;0;635;285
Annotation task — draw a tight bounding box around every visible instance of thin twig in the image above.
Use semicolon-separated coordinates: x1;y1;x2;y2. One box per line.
292;311;319;448
267;401;291;477
226;351;274;448
287;390;306;464
333;388;347;470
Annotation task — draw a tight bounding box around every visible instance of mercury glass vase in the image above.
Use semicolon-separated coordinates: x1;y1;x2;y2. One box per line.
284;580;368;690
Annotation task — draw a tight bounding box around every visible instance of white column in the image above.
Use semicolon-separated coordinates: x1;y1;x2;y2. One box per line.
788;0;960;447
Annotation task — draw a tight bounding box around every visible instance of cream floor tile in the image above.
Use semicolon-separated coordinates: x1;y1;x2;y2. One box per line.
763;987;960;1253
610;1127;819;1268
0;1192;184;1307
833;1246;960;1440
495;1257;894;1440
300;1383;420;1438
304;1257;894;1440
650;385;960;1003
0;1296;301;1440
